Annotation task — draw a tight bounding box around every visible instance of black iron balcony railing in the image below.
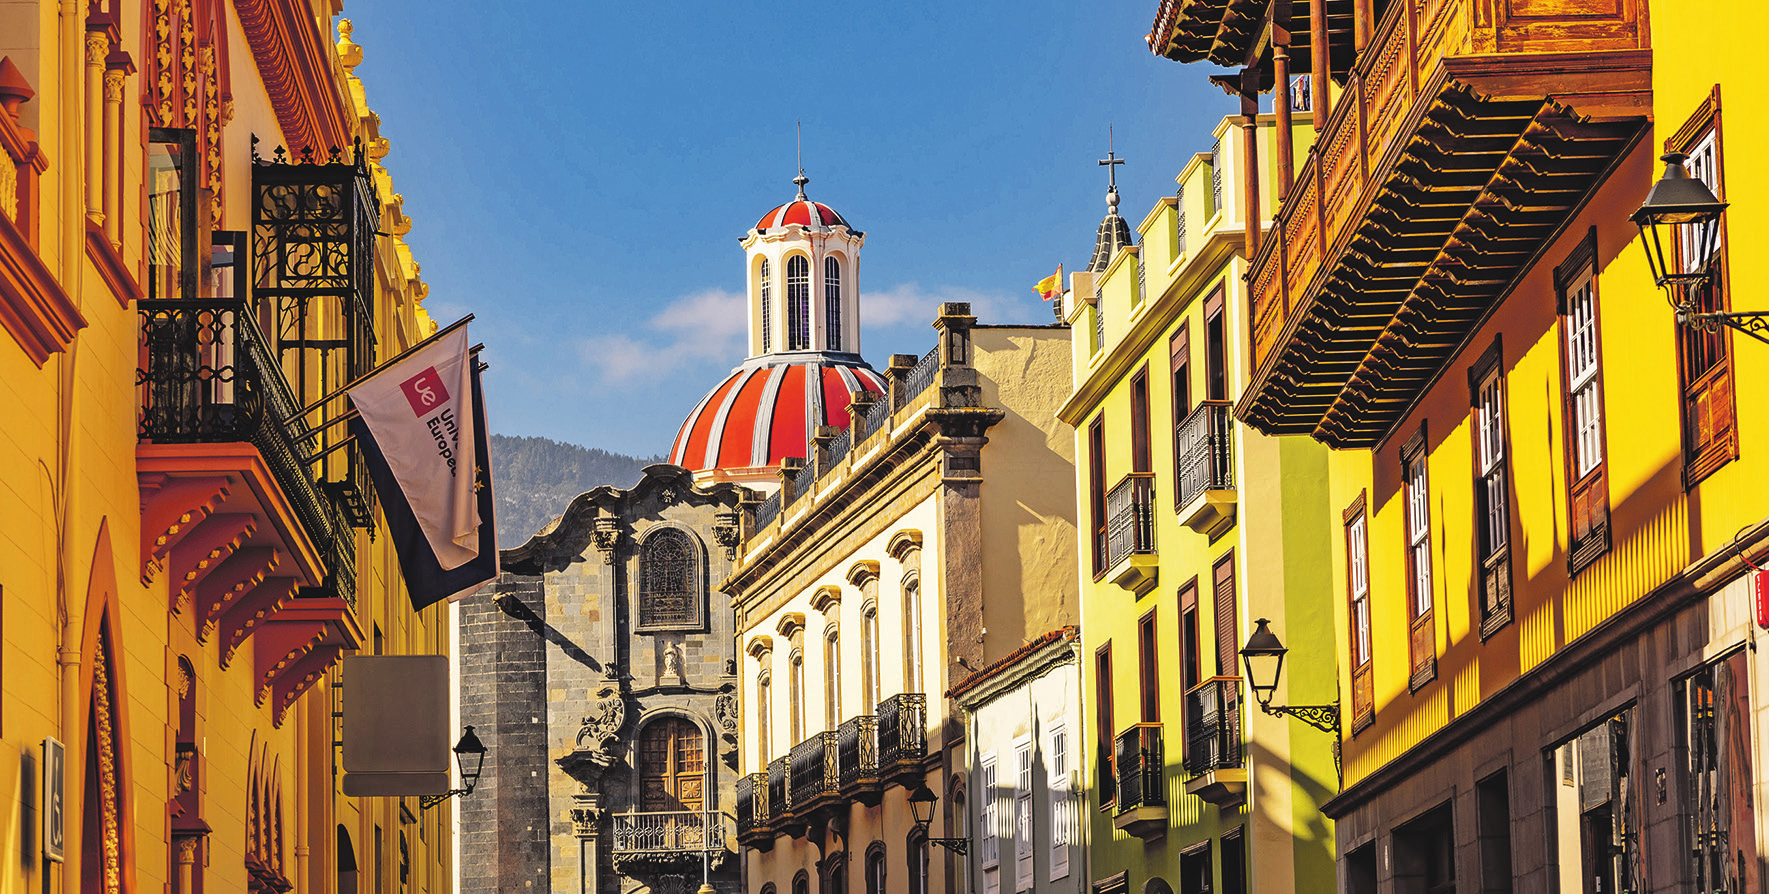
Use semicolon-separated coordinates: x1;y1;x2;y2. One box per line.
837;715;880;793
789;731;840;808
1114;723;1165;815
1182;676;1243;777
903;346;939;405
1106;473;1155;568
1175;400;1234;509
611;811;725;855
788;459;817;507
877;693;928;776
766;756;791;822
863;392;893;442
754;492;782;531
826;427;852;468
735;772;770;837
137;298;355;607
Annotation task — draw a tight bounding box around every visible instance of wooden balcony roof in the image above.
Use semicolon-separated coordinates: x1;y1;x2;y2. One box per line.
1148;0;1361;84
1237;82;1644;445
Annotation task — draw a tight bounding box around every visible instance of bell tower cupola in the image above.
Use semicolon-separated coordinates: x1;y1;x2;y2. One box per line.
741;171;866;359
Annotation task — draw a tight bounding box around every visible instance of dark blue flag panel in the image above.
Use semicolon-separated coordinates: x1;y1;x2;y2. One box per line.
351;362;498;611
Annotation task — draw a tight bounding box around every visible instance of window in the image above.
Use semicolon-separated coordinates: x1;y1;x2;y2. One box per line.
861;597;881;713
796;871;812;894
1475;770;1513;894
1400;428;1435;689
756;668;773;763
1170;323;1192;428
902;576;923;693
1179;580;1201;693
866;846;887;894
1093;290;1105;356
760;258;773;353
1137;611;1159;721
1469;341;1513;637
1393;802;1455;894
1671;94;1736;482
1047;727;1071;880
1345;844;1377;894
1089;417;1107;575
789;648;805;745
1179;842;1212;894
1204;288;1228;402
1557;233;1610;574
1175;184;1188;256
825;256;843;352
638;717;705;812
787;255;811;350
1211;553;1238;678
1094;646;1115;806
1136;254;1147;307
1344;495;1373;731
1209;140;1222;215
979;755;1001;869
1677;650;1756;894
1013;740;1034;891
825;628;842;729
1220;830;1245;894
638;528;703;630
147;128;198;301
908;836;929;894
1131;367;1152;474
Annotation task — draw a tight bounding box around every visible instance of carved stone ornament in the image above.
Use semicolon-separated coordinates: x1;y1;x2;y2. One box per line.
592;517;622;564
575;683;627;754
712;509;740;559
658;484;679;507
570;806;601;838
715;693;739;740
174;743;198;795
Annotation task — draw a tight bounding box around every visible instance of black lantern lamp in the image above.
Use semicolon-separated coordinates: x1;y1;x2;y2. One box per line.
1631;153;1769;342
1239;620;1338;735
420;726;488;810
906;782;970;855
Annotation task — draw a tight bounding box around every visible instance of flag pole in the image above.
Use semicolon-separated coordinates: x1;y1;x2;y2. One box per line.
284;314;476;423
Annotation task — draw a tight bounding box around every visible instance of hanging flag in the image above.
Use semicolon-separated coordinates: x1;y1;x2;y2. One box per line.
350;359;498;610
1034;265;1064;302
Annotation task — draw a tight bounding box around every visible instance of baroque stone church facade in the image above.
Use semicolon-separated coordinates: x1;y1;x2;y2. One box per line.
460;172;883;894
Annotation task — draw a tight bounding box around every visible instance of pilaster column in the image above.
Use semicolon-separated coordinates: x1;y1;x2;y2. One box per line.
102;67;124;243
83;30;107;226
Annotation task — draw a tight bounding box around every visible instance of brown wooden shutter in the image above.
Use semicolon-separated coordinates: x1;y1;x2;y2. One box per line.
1131;368;1151;474
1213;553;1237;678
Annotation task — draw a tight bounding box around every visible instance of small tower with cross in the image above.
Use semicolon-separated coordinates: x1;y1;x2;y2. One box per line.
1088;126;1136;274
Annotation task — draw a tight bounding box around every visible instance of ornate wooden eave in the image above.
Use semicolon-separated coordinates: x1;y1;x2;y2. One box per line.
1148;0;1359;84
1236;83;1645;445
255;594;362;725
233;0;351;152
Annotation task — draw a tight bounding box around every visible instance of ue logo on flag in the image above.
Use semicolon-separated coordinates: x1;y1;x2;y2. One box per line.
400;367;450;416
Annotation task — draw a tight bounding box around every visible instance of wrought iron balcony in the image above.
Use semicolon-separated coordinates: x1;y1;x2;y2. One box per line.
903;346;939;405
611;810;726;856
735;772;771;841
766;756;791;824
789;731;840;809
877;693;927;780
137;298;355;608
1113;723;1168;840
1183;676;1247;808
1104;474;1157;594
837;714;882;803
1174;400;1236;537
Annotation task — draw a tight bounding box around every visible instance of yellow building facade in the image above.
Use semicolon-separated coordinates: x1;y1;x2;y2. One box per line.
0;2;450;891
1061;115;1337;894
1150;0;1768;890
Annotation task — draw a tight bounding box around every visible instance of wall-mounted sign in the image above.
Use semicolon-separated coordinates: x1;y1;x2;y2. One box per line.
43;737;64;863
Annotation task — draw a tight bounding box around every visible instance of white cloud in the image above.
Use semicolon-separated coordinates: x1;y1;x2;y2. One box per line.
577;288;746;383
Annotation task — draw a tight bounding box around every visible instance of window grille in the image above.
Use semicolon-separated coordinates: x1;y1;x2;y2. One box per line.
787;256;811;350
825;257;843;351
1176;184;1187;256
638;529;703;629
1210;140;1222;215
761;259;772;353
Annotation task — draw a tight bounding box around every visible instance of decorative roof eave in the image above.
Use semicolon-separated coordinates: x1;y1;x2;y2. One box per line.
739;223;865;250
1148;0;1357;81
234;0;352;153
1235;86;1646;446
947;626;1079;706
499;465;752;574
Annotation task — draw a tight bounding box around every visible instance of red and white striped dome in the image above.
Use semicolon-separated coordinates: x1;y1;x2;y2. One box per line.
754;199;851;232
670;359;885;474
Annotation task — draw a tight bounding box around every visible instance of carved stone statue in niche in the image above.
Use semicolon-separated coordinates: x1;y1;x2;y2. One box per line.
661;644;682;681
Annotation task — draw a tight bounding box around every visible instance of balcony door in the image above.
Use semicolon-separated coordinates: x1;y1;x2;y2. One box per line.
640;718;706;814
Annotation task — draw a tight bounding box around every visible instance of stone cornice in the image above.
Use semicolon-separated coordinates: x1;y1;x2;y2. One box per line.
234;0;351;152
0;202;82;366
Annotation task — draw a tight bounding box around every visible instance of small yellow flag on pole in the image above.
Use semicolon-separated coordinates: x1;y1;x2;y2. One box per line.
1034;264;1064;301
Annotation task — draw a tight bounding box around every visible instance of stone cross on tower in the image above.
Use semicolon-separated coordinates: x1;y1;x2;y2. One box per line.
1098;125;1125;213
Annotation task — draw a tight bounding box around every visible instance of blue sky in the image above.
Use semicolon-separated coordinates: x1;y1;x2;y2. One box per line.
349;0;1235;457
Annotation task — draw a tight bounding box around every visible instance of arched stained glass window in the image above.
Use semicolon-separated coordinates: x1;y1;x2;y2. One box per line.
825;257;843;351
787;255;811;351
760;258;773;353
639;528;703;630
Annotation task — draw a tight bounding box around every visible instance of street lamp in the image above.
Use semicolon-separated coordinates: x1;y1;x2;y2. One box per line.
420;726;488;810
906;782;969;855
1631;152;1769;343
1239;620;1338;734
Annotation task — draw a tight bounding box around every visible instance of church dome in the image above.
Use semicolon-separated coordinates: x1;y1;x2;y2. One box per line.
670;358;886;476
754;199;850;232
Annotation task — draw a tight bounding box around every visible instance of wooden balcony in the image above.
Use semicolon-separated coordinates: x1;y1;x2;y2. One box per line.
1229;0;1648;446
1182;676;1247;808
1113;723;1168;840
1105;473;1158;594
1149;0;1361;89
1174;401;1236;538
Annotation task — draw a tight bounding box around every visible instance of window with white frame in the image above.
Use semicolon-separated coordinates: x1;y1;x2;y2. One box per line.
1014;740;1034;891
1471;343;1513;636
1346;504;1374;729
979;755;1000;869
903;577;923;693
825;256;843;351
1048;726;1071;880
1565;267;1603;480
1402;429;1436;688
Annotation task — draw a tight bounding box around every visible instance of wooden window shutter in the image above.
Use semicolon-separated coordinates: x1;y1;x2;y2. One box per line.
1212;553;1237;677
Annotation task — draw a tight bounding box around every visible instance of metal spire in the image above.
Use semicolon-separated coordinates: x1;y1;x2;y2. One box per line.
1098;124;1125;213
794;120;809;199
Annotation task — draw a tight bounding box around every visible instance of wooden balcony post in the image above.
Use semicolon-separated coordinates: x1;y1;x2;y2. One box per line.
1273;32;1295;201
1239;75;1261;258
1354;0;1373;51
1309;0;1331;128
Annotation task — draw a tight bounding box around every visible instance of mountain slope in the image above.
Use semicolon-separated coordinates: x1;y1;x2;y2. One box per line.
489;434;661;547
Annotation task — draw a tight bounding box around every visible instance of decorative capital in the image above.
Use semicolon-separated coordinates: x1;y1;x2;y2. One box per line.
712;508;740;559
102;68;126;101
592;517;622;564
85;31;111;65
